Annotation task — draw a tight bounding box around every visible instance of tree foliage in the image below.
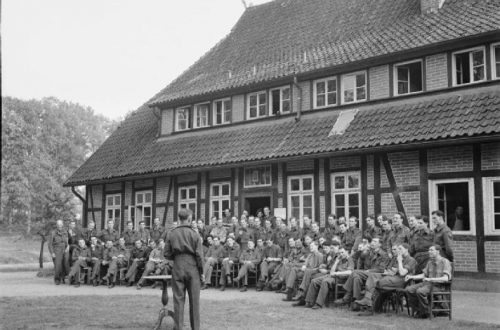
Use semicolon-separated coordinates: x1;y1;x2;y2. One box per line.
1;96;118;234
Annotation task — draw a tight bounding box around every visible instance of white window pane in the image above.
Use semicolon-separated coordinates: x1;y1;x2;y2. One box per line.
107;210;113;219
291;196;300;208
327;79;336;92
212;185;219;197
107;196;113;206
250;95;257;106
115;209;121;219
316;81;325;94
222;184;230;196
291;179;300;191
137;194;143;204
222;200;230;211
335;194;345;207
114;196;121;205
348;193;359;206
145;193;152;203
180;189;187;200
189;188;196;199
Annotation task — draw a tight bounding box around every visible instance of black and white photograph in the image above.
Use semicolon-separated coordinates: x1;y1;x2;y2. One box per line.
1;0;500;329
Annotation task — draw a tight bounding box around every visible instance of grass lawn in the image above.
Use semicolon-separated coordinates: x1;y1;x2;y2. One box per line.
1;294;498;330
0;234;51;264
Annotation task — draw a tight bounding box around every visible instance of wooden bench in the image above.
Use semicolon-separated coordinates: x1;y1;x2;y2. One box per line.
143;275;174;330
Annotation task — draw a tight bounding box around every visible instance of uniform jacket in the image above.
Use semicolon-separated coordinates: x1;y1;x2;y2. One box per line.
344;227;361;251
410;228;434;255
263;244;282;260
205;244;224;261
303;251;323;269
423;255;452;280
273;230;289;250
48;229;68;254
288;227;302;240
239;248;261;264
380;229;392;253
389;225;411;247
359;248;389;273
222;242;240;262
150;225;165;243
236;227;254;247
90;244;104;259
130;246;148;260
148;247;165;262
113;245;130;261
100;229;120;244
433;223;454;262
164;224;204;275
103;246;117;262
210;226;227;242
363;226;382;240
136;229;151;243
122;229;138;247
67;228;82;246
71;245;91;263
82;228;99;245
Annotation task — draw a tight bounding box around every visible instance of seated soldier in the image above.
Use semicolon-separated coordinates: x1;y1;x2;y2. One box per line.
303;246;354;309
282;241;323;301
334;237;388;311
269;237;296;292
89;236;104;286
288;217;302;240
405;244;452;319
124;239;148;286
201;236;224;289
103;237;129;288
257;236;282;291
136;239;166;289
233;240;261;292
100;240;116;285
210;219;228;244
355;243;416;311
220;237;240;291
67;238;91;287
292;242;335;303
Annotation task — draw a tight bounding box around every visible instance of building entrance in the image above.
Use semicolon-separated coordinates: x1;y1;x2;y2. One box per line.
244;196;271;217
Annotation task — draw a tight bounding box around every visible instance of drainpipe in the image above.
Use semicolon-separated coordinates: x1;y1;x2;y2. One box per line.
293;75;302;122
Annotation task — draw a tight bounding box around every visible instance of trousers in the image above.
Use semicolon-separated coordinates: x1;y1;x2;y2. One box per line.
172;254;201;330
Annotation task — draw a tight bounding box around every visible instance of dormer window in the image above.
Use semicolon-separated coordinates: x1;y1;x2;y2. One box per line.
341;71;367;104
247;91;267;119
193;103;209;128
313;77;337;108
452;47;486;85
175;107;191;131
213;98;231;125
491;42;500;80
270;86;291;115
394;60;423;95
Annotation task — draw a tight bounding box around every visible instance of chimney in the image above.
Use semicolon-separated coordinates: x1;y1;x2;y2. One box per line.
421;0;445;14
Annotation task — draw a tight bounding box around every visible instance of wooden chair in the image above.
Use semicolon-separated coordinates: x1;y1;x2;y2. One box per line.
428;281;452;320
211;262;222;287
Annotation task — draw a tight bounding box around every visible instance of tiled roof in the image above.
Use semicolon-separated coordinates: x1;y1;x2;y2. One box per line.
148;0;500;106
65;89;500;186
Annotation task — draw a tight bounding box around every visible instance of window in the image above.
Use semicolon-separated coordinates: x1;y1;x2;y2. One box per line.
483;177;500;235
341;71;367;104
175;107;190;131
213;98;231;125
270;86;291;115
210;182;231;220
247;91;267;119
394;60;423;95
491;43;500;80
452;47;486;86
313;77;337;108
105;194;121;229
179;186;197;218
429;178;475;234
244;166;272;187
133;191;152;228
193;103;209;128
288;175;314;228
331;172;361;223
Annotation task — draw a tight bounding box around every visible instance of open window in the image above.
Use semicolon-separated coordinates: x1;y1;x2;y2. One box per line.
129;190;152;228
270;86;291;115
452;47;486;86
341;71;367;104
429;178;475;234
394;60;423;95
193;103;209;129
179;186;197;219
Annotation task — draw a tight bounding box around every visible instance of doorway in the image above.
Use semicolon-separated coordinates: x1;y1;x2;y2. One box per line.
244;196;271;217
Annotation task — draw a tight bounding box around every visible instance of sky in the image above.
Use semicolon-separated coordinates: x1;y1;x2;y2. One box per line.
3;0;273;120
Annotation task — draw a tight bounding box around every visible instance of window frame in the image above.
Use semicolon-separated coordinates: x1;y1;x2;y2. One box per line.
178;185;197;219
105;193;122;230
193;103;210;129
269;85;292;115
393;59;424;96
210;182;231;220
247;90;268;120
243;165;272;188
288;175;315;229
330;171;361;227
341;71;367;104
133;190;153;229
483;176;500;235
213;98;232;126
451;46;487;86
313;76;338;109
428;178;476;235
175;107;191;131
491;42;500;80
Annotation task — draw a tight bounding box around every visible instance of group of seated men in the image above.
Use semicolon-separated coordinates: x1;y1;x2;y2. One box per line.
50;207;453;318
49;217;173;289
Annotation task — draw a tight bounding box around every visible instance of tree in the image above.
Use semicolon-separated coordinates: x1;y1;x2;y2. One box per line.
1;96;118;235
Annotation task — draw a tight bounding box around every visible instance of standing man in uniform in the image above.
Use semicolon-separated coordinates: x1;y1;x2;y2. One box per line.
48;220;69;285
165;208;204;330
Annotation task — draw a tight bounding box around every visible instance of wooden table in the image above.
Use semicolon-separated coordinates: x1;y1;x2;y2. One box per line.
143;275;174;330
